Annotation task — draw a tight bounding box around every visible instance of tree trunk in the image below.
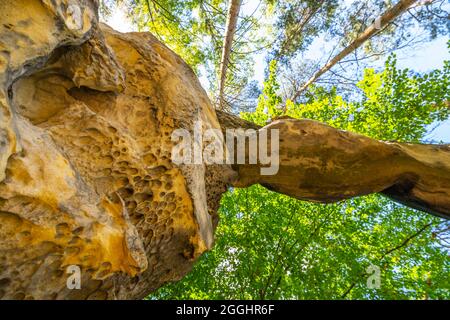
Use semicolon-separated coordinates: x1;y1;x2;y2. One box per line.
0;0;448;300
291;0;418;101
218;0;242;110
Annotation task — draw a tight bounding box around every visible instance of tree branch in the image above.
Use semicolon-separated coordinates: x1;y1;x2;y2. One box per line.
290;0;419;101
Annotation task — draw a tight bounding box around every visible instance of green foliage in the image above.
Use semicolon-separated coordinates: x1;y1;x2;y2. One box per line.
272;1;450;99
243;60;283;124
103;1;449;109
109;0;269;107
270;0;339;60
352;55;450;141
126;0;217;71
244;54;450;142
149;55;450;300
150;188;449;299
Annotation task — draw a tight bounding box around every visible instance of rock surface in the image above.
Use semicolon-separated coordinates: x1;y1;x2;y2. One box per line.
220;113;450;219
0;0;233;299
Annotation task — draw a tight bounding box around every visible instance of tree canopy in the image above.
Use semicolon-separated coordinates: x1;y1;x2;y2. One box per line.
102;0;449;110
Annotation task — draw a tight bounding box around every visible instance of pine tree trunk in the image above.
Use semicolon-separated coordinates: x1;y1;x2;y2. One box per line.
218;0;242;110
291;0;418;101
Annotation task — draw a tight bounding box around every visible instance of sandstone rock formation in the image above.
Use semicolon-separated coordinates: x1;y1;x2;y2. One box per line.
0;0;231;299
219;112;450;219
0;0;449;300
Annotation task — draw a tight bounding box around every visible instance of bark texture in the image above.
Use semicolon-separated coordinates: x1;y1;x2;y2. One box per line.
0;0;448;300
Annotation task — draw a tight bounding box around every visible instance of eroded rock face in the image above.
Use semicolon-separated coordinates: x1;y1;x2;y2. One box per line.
0;0;233;299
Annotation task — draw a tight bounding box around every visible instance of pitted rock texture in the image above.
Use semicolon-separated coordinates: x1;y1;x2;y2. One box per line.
0;0;234;299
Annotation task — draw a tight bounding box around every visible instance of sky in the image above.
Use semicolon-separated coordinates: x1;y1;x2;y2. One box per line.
103;2;449;143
